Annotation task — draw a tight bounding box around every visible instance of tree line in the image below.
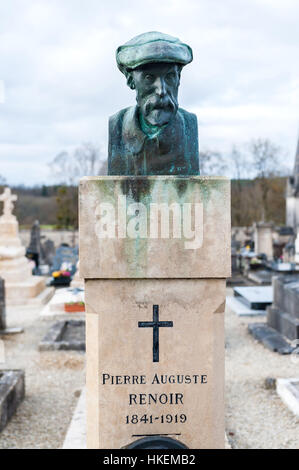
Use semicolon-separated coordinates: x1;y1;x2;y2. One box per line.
0;138;291;229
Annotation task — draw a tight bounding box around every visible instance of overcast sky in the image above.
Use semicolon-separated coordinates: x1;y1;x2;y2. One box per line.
0;0;298;185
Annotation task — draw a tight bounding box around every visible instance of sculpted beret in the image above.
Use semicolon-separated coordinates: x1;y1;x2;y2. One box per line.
116;31;193;75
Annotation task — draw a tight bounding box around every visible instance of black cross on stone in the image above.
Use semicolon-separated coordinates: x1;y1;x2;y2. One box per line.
138;305;173;362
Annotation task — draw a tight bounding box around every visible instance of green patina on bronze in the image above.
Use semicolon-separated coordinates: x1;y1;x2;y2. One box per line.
120;178;153;276
108;32;200;177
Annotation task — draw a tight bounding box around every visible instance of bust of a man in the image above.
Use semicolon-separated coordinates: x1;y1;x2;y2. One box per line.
108;32;200;176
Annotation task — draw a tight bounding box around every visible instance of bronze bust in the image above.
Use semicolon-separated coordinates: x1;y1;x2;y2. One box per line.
108;32;200;176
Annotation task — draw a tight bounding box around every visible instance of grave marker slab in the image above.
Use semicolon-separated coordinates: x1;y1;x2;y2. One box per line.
247;269;273;285
0;370;25;432
226;295;266;316
39;320;85;351
233;286;273;310
248;323;294;354
80;176;230;449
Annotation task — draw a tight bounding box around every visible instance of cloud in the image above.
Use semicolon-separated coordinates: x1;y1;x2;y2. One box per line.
0;0;298;184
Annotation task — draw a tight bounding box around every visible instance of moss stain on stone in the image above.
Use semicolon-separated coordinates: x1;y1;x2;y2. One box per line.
174;178;188;198
120;177;153;202
89;177;229;277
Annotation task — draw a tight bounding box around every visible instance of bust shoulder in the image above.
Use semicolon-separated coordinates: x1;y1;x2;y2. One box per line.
109;107;133;131
177;108;198;126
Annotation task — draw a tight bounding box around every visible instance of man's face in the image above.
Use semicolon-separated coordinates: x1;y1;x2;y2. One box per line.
131;63;181;127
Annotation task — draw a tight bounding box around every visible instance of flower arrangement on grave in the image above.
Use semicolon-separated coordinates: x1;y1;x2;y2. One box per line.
64;301;85;313
52;270;71;278
51;270;72;286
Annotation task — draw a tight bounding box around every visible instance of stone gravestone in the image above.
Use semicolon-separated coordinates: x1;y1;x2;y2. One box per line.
81;177;230;449
267;275;299;341
26;219;43;272
249;275;299;354
51;244;78;277
80;32;231;449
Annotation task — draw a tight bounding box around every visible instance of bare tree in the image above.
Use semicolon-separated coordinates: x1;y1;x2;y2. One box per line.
230;145;251;181
74;142;102;177
247;138;282;221
248;138;280;179
98;159;108;176
49;142;106;184
199;149;227;176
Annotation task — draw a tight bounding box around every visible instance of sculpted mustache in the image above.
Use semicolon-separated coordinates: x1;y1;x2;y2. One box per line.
145;98;177;114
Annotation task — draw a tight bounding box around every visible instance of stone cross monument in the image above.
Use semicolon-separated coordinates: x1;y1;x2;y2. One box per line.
0;187;17;221
80;32;231;449
0;187;52;305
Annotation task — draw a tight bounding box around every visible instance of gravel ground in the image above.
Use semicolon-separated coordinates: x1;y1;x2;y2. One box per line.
0;289;298;449
0;304;85;449
225;288;299;449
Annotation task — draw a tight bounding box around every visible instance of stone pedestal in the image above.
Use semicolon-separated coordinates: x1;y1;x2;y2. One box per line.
80;176;231;449
0;216;49;305
253;222;273;259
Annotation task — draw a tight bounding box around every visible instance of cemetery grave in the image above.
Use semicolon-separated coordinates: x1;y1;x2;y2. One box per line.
40;287;84;317
0;299;85;448
267;276;299;341
226;285;273;316
248;275;299;354
0;370;25;432
248;323;294;354
248;261;299;285
50;244;78;287
0;187;54;306
39;319;85;351
1;17;299;451
0;277;298;448
247;269;273;285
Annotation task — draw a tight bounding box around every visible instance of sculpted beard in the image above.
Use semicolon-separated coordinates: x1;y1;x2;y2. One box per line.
137;91;178;127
